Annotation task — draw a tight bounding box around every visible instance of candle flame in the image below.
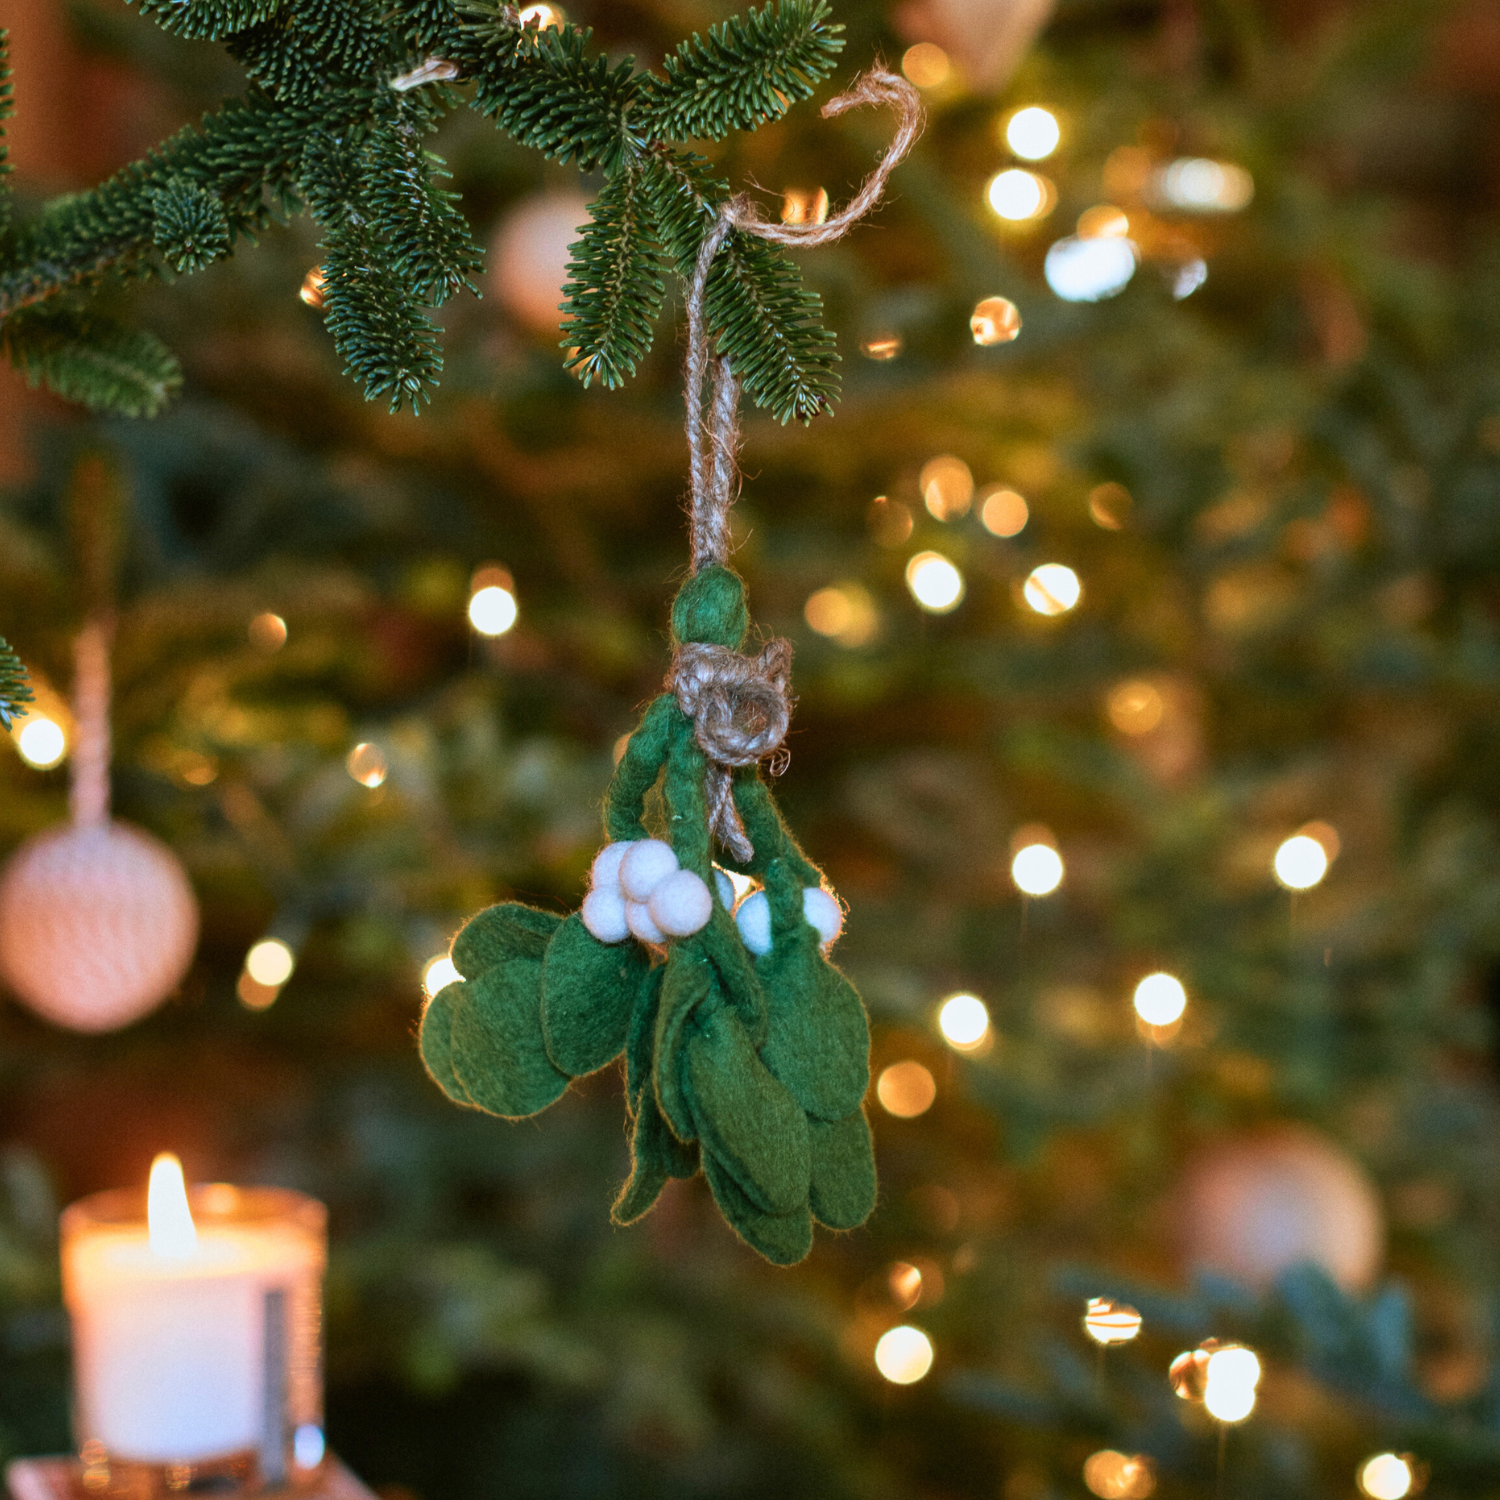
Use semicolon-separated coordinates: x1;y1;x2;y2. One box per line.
147;1154;198;1259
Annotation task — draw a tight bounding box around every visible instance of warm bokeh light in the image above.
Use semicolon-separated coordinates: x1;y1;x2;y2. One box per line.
873;1324;934;1384
876;1060;937;1118
937;993;990;1052
422;955;461;997
906;552;965;613
1133;973;1187;1027
1005;107;1060;161
1023;563;1082;616
16;717;66;769
1274;834;1328;890
888;1261;923;1308
1169;1347;1212;1402
1088;482;1133;530
1157;158;1254;212
249;611;288;651
347;741;389;788
1045;235;1138;301
1107;679;1163;735
1012;843;1064;896
920;455;974;520
1172;258;1208;299
1077;204;1130;239
901;43;950;88
518;3;564;27
805;584;879;648
1358;1454;1416;1500
860;333;903;361
1301;820;1342;861
780;187;829;225
987;169;1053;222
469;584;519;636
246;937;295;987
298;266;325;307
1082;1450;1155;1500
147;1154;198;1259
1083;1297;1142;1346
1204;1343;1261;1423
980;486;1029;537
869;496;914;545
971;296;1022;346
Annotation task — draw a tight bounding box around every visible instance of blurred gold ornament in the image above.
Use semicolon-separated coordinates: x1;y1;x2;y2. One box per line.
298;266;325;308
895;0;1058;91
921;455;974;520
1082;1450;1155;1500
869;496;915;545
1088;481;1133;530
1106;679;1163;735
876;1060;937;1118
979;486;1028;536
971;296;1022;345
901;42;952;88
1083;1297;1142;1346
781;187;830;225
489;191;591;333
346;741;388;789
248;611;287;651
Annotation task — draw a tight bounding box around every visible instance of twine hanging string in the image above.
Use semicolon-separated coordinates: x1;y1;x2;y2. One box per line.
70;617;113;829
672;68;924;862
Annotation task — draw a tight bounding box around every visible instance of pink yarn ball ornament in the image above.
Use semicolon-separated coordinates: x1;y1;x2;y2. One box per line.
1178;1125;1384;1292
0;821;200;1033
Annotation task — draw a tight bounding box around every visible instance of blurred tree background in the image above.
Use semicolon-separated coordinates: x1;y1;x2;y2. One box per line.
4;0;1500;1496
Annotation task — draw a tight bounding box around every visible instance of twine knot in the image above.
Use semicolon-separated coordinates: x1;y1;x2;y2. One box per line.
671;639;794;863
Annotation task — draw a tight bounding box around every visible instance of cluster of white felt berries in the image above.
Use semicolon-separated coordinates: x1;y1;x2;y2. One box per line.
580;838;844;955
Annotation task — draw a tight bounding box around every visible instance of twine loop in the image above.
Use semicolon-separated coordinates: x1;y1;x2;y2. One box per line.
673;66;922;860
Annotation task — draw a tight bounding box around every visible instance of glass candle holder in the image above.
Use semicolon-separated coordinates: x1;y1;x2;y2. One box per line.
61;1182;326;1496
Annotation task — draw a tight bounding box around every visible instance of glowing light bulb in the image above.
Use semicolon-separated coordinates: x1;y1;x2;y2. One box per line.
1012;843;1063;896
876;1060;937;1118
901;43;950;89
1083;1297;1142;1346
347;742;388;788
1005;107;1060;161
1023;564;1081;616
888;1262;923;1308
971;296;1022;346
245;938;295;987
422;955;462;997
780;187;829;225
1203;1344;1260;1423
1045;236;1138;301
16;717;66;768
299;267;325;308
979;487;1028;537
920;455;974;520
1132;973;1186;1026
938;993;989;1052
874;1324;934;1384
469;584;518;636
905;552;965;613
1157;158;1254;212
1274;834;1328;890
518;3;563;28
1358;1454;1415;1500
987;169;1053;222
1082;1450;1156;1500
147;1154;198;1259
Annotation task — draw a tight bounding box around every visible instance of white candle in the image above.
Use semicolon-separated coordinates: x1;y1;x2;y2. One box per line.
61;1157;325;1470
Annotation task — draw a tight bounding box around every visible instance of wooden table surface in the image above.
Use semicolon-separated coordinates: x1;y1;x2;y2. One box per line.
6;1457;376;1500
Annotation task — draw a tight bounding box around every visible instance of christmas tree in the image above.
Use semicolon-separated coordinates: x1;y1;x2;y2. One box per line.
3;0;1500;1496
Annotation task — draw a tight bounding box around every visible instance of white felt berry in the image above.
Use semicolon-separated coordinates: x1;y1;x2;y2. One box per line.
713;869;736;910
580;887;629;944
620;839;678;902
735;890;772;956
648;869;714;937
589;841;633;894
625;899;666;945
803;886;844;948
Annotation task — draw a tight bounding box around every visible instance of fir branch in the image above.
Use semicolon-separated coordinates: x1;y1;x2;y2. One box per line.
151;176;232;273
128;0;281;42
562;167;665;389
1;304;182;415
645;149;838;423
0;637;30;732
635;0;844;143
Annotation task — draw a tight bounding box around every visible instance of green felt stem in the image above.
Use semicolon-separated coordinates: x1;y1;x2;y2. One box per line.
604;691;677;843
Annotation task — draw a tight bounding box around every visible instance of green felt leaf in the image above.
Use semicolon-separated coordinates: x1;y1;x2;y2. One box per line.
808;1109;876;1231
685;1003;809;1215
451;901;561;977
541;912;648;1076
613;1094;698;1226
625;965;666;1115
417;985;474;1109
701;1146;812;1266
449;960;570;1119
653;949;712;1142
757;938;869;1122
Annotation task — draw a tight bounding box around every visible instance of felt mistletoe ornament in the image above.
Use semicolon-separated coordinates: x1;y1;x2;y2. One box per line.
420;69;922;1264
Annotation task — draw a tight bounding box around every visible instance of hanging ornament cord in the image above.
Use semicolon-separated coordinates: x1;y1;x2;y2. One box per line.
421;70;923;1265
